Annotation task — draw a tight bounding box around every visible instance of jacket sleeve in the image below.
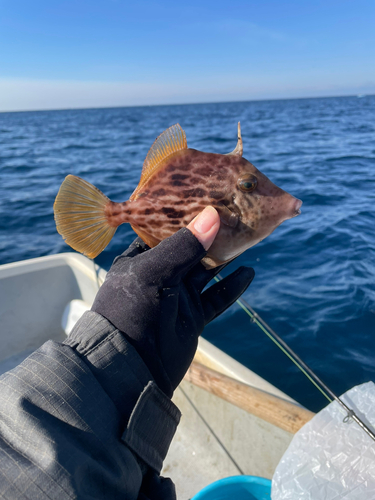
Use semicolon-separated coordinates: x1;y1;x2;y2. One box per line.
0;311;181;500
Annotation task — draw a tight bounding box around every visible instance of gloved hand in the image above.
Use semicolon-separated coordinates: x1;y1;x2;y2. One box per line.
92;206;255;397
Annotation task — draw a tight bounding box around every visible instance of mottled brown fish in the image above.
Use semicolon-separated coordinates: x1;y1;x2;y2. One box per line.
54;123;302;268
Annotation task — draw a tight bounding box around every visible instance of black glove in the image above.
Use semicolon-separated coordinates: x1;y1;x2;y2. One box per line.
92;227;254;397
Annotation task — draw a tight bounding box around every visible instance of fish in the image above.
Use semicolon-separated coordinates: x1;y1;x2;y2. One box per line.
54;123;302;268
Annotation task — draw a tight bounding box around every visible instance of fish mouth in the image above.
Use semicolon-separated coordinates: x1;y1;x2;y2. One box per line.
293;198;303;217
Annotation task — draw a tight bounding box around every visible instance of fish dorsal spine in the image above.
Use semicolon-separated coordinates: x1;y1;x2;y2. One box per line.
131;124;187;200
226;122;243;157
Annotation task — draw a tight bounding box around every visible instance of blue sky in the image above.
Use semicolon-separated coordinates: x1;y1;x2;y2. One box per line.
1;0;374;111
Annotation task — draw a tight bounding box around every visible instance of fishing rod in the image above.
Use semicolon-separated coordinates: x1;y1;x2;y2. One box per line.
214;274;375;443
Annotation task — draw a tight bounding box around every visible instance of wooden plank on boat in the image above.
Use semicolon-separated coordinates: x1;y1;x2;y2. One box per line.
184;361;314;434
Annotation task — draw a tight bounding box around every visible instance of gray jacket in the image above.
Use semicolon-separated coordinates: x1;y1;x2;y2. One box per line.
0;311;181;499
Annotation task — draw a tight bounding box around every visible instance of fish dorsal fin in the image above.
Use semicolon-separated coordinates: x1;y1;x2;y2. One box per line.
131;124;187;199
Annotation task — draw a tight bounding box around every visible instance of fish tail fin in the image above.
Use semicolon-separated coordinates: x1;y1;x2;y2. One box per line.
54;175;117;259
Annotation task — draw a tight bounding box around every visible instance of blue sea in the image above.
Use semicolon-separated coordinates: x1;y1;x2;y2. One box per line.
1;96;374;412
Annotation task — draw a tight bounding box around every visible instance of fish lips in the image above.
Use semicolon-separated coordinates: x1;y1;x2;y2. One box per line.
293;198;303;217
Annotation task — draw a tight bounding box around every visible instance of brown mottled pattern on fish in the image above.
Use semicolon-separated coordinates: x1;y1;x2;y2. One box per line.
54;123;302;267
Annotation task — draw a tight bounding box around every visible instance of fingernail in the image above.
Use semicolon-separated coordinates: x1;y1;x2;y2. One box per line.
194;206;218;234
187;206;220;250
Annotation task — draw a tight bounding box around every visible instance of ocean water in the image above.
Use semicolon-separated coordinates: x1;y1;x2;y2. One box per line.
0;96;374;412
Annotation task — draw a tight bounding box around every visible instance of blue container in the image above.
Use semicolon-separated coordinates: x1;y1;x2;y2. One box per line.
191;475;272;500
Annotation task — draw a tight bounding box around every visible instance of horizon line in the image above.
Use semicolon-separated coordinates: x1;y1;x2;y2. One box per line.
0;92;373;115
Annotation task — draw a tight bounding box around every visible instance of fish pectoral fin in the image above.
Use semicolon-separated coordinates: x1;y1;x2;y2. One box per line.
215;203;239;228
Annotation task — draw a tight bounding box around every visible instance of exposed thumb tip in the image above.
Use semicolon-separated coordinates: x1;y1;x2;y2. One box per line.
187;206;220;251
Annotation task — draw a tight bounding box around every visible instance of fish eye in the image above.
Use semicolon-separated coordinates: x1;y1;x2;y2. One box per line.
238;174;258;193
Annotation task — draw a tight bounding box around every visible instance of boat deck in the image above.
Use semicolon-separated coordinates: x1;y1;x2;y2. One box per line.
163;340;297;499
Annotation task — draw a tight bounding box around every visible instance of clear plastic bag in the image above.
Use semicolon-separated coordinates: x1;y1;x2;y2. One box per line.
272;382;375;499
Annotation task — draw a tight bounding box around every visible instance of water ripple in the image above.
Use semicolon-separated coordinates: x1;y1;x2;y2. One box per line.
1;95;374;411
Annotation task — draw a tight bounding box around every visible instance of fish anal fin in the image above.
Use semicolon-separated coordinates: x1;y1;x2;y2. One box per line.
131;224;161;248
131;124;187;200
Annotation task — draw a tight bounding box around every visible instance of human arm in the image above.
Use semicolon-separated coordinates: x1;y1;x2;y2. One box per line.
0;207;254;499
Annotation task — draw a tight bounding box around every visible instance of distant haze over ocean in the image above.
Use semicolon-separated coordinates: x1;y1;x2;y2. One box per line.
1;95;374;411
0;83;374;113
